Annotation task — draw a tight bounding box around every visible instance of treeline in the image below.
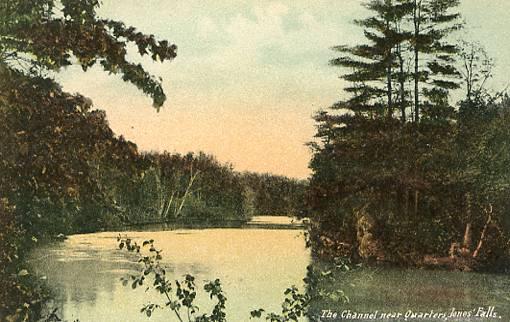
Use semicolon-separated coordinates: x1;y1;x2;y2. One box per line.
307;0;510;271
242;172;307;217
117;154;307;226
0;68;305;238
0;57;306;322
0;0;306;317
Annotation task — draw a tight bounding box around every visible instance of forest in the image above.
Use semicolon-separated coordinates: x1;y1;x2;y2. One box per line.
0;1;304;319
1;0;510;321
306;0;510;272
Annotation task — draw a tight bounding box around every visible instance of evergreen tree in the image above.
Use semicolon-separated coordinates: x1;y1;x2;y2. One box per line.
408;0;463;121
331;0;409;119
306;0;510;269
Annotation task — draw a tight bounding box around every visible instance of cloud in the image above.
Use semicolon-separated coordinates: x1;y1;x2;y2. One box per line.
55;0;510;178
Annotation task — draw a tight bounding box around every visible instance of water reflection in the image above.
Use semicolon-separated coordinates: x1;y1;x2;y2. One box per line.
30;217;510;322
309;264;510;322
29;218;310;321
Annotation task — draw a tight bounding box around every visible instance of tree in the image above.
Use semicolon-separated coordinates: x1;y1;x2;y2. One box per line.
331;0;410;119
0;2;177;317
307;0;510;270
331;0;462;122
0;65;146;235
457;40;494;102
0;0;177;108
408;0;462;121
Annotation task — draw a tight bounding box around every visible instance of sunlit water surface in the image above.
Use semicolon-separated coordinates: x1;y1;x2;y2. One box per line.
29;217;310;321
28;216;510;322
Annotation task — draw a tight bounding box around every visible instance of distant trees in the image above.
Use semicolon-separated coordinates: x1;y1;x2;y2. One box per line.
117;153;307;226
123;152;251;225
241;173;307;217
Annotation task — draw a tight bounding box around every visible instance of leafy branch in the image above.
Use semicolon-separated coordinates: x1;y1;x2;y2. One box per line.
117;236;351;322
117;236;227;322
249;286;311;322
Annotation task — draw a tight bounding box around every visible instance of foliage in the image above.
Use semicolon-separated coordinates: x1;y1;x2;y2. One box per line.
0;0;177;108
331;0;411;118
108;151;307;227
117;236;228;322
249;286;311;322
241;173;307;217
331;0;462;122
117;152;303;226
0;65;142;237
309;94;510;269
117;237;351;322
0;199;51;321
308;0;510;271
0;0;178;317
407;0;463;121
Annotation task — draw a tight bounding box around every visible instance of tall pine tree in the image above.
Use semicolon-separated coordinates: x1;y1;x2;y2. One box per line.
331;0;409;119
408;0;463;121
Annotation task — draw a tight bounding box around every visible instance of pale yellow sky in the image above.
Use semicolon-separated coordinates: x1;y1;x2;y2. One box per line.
56;1;510;179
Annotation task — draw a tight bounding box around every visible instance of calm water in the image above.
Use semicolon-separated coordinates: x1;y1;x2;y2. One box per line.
28;216;510;322
29;216;310;322
313;265;510;322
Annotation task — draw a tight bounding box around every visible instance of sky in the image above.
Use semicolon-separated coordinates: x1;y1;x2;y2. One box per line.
56;0;510;179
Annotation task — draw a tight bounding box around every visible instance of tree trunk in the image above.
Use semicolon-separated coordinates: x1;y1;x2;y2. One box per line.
404;188;409;216
413;0;421;123
387;63;393;118
414;190;419;215
174;168;200;218
162;191;176;219
397;45;406;122
462;223;472;251
472;204;493;258
386;21;393;118
463;192;473;251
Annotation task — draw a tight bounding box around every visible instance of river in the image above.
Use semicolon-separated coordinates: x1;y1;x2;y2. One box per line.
28;216;310;322
28;216;510;322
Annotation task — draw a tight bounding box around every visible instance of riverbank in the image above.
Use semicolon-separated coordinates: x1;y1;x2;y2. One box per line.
307;216;510;274
114;215;306;232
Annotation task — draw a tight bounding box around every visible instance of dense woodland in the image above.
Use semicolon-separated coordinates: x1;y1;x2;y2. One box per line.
0;71;304;317
0;1;304;319
1;0;510;320
307;0;510;272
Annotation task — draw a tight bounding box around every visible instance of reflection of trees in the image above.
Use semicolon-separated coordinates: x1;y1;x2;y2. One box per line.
307;259;510;320
34;248;136;307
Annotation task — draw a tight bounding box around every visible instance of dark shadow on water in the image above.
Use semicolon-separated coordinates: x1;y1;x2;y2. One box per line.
309;261;510;322
110;217;305;232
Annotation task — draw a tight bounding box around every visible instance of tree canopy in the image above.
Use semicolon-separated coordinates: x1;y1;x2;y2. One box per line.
308;0;510;271
331;0;462;122
0;0;177;108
